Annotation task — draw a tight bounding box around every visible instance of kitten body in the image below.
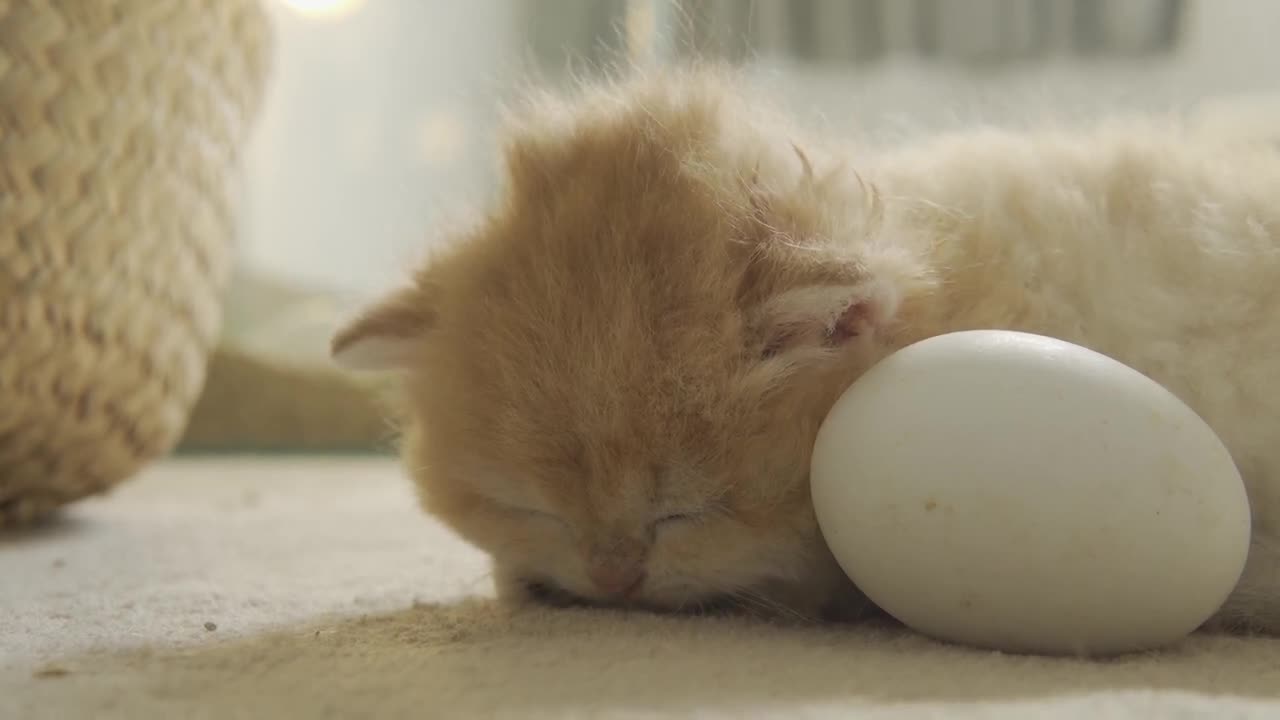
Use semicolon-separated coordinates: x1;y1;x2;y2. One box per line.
333;69;1280;633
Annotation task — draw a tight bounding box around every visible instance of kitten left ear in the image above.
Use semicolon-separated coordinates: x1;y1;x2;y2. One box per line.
330;285;435;371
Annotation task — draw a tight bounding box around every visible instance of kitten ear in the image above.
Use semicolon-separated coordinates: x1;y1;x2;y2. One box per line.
330;285;435;371
739;146;911;359
754;277;900;359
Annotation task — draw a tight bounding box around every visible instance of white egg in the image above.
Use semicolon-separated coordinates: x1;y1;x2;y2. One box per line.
810;329;1252;656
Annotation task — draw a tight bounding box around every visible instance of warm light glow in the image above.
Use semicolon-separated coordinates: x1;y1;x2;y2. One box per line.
415;109;467;169
276;0;367;21
626;0;658;62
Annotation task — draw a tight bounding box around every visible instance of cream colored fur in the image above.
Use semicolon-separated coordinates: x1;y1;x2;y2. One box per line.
870;112;1280;631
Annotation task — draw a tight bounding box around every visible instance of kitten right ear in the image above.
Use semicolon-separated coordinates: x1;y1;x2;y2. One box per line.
330;285;435;371
753;277;899;360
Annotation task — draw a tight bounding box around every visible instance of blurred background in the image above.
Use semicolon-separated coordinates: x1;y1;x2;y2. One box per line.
187;0;1280;452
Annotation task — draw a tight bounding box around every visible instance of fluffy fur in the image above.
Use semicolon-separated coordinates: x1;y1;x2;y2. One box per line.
332;67;1280;633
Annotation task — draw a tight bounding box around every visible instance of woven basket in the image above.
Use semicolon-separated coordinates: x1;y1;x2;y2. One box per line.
0;0;272;526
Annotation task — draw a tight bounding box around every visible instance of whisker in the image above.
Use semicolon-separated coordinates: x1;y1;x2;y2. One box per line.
727;586;816;624
655;573;817;624
724;592;784;620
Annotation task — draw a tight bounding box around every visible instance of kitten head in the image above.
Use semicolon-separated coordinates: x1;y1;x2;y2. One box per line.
332;69;929;620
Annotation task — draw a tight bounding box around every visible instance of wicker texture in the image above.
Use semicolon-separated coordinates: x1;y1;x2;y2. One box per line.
0;0;272;526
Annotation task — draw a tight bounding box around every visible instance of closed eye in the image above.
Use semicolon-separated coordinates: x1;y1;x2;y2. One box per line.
486;496;567;527
522;507;571;530
655;511;701;526
653;497;730;527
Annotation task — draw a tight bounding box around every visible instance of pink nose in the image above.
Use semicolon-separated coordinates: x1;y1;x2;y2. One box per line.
588;563;646;597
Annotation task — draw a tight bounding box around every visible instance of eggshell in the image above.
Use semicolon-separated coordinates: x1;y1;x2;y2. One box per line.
810;330;1251;656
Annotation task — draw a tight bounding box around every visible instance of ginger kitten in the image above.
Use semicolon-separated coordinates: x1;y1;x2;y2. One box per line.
332;68;1280;633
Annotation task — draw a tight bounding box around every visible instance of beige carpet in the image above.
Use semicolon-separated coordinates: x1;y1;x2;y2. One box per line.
3;458;1279;719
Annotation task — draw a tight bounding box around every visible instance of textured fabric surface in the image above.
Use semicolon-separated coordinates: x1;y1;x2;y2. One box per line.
0;0;272;525
3;458;1278;719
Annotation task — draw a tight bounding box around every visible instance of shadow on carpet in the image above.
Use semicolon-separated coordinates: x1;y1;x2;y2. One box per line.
9;598;1280;718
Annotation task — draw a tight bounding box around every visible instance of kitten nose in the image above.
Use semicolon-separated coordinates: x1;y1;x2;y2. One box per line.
587;562;646;598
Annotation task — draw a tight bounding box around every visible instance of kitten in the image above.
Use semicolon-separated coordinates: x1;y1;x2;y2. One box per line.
331;67;1280;633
